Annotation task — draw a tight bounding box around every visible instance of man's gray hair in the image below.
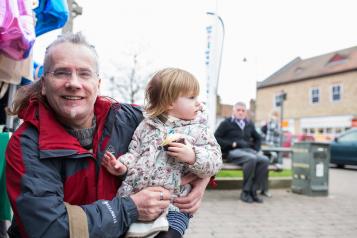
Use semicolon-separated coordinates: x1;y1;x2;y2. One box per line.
43;32;99;74
234;101;246;108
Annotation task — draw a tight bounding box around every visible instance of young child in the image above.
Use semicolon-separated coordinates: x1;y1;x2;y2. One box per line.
102;67;222;238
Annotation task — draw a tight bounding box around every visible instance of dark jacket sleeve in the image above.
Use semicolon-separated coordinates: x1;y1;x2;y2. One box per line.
6;126;138;238
214;119;234;153
250;123;262;151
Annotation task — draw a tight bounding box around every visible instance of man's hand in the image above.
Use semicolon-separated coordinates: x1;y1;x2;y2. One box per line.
173;175;210;214
167;139;195;164
130;187;171;221
101;151;127;176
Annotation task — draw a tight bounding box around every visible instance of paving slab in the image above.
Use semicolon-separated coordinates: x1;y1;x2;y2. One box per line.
185;167;357;238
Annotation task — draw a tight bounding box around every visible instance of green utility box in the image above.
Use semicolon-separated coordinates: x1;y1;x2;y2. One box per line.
291;142;330;196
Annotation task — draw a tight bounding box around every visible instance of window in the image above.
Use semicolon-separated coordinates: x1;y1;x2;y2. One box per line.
331;85;341;102
274;95;280;107
310;88;319;104
274;92;286;107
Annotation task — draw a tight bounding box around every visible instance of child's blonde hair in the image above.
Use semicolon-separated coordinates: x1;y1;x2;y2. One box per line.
145;67;200;118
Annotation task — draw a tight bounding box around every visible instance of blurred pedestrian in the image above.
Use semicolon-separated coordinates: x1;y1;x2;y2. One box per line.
266;110;281;147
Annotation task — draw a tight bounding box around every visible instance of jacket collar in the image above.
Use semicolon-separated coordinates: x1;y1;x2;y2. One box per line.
19;96;113;154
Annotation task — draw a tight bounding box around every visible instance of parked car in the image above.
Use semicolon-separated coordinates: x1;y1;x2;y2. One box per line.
330;128;357;168
282;131;314;148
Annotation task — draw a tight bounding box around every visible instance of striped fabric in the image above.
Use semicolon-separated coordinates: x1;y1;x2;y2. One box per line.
167;210;191;236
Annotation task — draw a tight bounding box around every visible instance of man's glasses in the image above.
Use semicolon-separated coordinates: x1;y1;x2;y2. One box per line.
46;69;98;81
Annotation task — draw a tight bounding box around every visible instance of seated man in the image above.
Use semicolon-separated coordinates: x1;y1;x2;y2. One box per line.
214;102;270;203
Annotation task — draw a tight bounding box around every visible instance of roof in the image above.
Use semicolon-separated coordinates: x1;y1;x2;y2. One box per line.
258;45;357;89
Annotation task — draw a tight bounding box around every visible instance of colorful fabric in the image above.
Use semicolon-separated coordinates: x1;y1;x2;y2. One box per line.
34;0;69;36
33;62;44;80
0;0;35;60
0;52;33;85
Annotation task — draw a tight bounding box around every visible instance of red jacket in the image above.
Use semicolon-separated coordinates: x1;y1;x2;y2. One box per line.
6;96;143;237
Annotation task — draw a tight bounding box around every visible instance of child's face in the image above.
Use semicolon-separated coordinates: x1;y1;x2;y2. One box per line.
167;94;202;120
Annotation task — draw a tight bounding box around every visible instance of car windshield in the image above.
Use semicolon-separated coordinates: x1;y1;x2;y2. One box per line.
339;131;357;142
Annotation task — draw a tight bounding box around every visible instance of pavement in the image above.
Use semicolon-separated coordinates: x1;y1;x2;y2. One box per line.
185;166;357;238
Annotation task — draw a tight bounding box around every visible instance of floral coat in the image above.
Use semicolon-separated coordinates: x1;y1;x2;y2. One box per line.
117;112;222;197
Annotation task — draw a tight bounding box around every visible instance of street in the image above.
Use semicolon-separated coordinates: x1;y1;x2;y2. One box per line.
186;167;357;238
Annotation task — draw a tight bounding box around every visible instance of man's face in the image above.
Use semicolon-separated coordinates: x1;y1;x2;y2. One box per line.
233;104;247;120
41;42;101;129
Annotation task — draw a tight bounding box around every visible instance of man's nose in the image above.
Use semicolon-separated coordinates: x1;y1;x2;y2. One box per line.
66;72;82;88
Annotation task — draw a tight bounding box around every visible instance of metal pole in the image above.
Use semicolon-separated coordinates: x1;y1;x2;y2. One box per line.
62;0;82;34
280;101;284;147
206;12;225;130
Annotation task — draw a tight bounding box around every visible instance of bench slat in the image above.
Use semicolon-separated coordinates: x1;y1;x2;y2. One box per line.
221;163;281;171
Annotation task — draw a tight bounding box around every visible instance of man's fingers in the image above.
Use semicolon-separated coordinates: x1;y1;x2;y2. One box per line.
179;200;201;214
174;193;200;213
145;187;172;201
145;186;166;192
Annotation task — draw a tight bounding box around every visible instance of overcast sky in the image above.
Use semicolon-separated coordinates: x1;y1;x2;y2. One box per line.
33;0;357;105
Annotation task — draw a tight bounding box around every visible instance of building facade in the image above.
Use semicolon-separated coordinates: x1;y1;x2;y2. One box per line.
256;46;357;141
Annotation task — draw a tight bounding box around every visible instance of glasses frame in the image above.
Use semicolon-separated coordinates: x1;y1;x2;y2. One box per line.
45;69;99;81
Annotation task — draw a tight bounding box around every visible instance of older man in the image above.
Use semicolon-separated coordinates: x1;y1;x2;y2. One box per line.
5;32;209;237
215;102;269;203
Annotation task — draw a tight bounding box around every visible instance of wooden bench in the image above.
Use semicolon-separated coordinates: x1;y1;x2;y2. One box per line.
221;146;293;171
261;146;293;158
222;162;282;171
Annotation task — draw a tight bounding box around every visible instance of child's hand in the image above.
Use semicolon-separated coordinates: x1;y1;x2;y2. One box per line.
166;139;195;164
102;151;127;176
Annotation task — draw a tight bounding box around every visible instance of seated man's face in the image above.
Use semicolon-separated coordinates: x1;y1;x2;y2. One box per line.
233;105;247;120
41;42;101;129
